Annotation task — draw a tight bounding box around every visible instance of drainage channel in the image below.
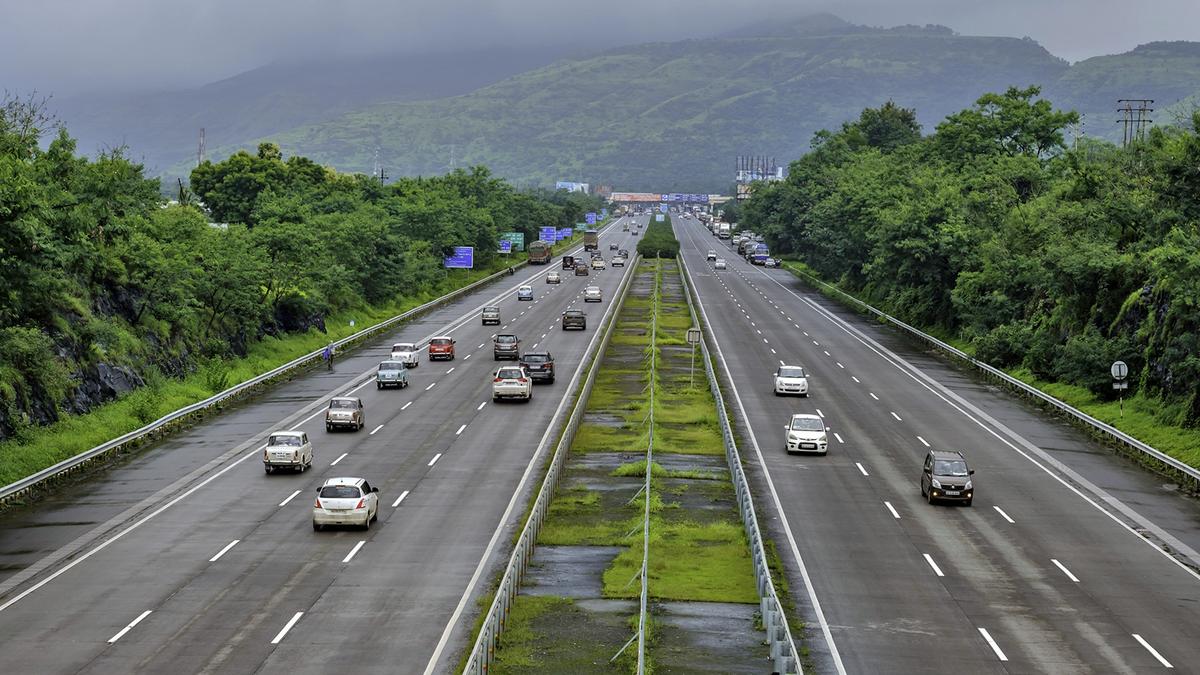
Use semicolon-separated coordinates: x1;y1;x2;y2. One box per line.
488;259;768;673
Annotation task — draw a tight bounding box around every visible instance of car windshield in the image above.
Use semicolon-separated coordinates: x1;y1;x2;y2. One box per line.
778;367;806;378
565;311;583;317
430;339;451;346
269;435;301;447
523;354;547;362
496;335;517;344
393;344;414;352
319;485;361;499
520;286;532;292
790;417;824;431
498;368;523;379
934;460;970;476
483;307;498;313
329;399;357;409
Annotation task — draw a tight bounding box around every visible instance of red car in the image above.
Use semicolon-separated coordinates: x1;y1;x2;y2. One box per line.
428;336;455;361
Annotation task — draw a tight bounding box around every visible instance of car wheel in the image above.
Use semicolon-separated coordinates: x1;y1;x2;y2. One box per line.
377;382;382;390
265;465;273;474
549;376;555;384
326;423;332;432
371;506;378;523
362;515;371;531
927;490;935;505
313;522;322;532
493;394;499;402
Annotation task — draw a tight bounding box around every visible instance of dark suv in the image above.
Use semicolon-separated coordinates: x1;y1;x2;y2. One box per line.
519;352;555;383
493;334;520;360
562;310;586;330
920;450;974;506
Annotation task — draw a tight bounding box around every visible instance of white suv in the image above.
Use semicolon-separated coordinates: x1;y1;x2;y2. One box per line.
785;414;828;454
773;365;809;396
312;477;379;531
492;366;532;402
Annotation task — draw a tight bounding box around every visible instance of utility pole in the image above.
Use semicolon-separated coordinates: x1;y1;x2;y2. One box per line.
450;143;456;171
197;128;206;167
1117;99;1153;147
373;146;388;184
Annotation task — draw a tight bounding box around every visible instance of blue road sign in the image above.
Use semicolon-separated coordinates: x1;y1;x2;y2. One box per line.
443;246;474;269
586;212;597;225
539;226;557;242
498;240;512;253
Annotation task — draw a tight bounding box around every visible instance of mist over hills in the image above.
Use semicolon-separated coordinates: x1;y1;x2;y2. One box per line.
51;14;1200;193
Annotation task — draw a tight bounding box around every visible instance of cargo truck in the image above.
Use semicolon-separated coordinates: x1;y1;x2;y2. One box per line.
718;223;731;239
583;229;599;251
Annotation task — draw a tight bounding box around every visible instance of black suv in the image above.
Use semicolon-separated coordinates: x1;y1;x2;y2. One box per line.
562;310;586;330
920;450;974;506
493;334;520;360
519;352;555;383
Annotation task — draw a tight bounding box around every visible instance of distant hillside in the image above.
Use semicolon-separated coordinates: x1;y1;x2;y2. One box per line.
240;17;1069;192
52;45;582;178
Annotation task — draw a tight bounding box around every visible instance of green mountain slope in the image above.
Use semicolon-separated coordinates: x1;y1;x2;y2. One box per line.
244;19;1068;192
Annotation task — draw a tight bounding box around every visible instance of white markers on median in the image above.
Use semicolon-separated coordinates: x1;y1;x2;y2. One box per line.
428;453;442;467
209;539;240;563
1132;634;1174;668
271;612;304;645
342;541;366;564
884;501;901;519
855;462;869;477
108;610;152;643
391;490;410;508
370;424;384;435
977;627;1009;661
330;452;348;466
279;489;302;507
1051;559;1080;583
923;553;945;577
993;506;1016;524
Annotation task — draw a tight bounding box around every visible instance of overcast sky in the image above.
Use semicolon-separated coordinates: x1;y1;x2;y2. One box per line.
4;0;1199;96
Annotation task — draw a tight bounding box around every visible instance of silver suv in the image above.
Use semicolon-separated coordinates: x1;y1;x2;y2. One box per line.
920;450;974;506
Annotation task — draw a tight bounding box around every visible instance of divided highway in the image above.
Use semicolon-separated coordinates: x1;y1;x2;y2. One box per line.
0;217;643;674
678;217;1200;674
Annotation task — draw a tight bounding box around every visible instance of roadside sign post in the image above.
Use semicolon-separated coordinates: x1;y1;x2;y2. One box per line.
686;327;702;389
1111;360;1129;416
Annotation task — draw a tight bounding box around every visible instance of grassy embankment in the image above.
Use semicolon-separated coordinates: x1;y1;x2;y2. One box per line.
0;234;591;490
780;259;1200;469
490;257;758;673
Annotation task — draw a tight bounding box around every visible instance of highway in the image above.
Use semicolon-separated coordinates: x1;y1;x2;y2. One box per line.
0;217;643;674
677;216;1200;674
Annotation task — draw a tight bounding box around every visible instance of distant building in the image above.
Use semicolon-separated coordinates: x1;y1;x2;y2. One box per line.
555;181;590;193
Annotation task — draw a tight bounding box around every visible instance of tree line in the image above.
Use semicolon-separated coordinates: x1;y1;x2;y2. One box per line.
0;96;603;439
743;88;1200;426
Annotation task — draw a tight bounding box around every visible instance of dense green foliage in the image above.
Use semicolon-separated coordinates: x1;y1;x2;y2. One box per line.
0;98;601;441
743;88;1200;427
636;213;679;258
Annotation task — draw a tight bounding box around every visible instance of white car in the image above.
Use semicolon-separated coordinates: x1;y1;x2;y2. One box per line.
714;258;727;270
312;477;379;531
591;258;606;270
547;271;561;284
785;414;828;454
706;250;717;261
584;286;603;302
264;430;313;473
492;365;532;402
611;256;625;267
391;342;419;368
773;365;810;397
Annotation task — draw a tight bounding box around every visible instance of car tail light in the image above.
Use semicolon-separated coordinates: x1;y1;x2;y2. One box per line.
518;377;529;383
355;499;365;509
494;377;502;382
314;498;323;509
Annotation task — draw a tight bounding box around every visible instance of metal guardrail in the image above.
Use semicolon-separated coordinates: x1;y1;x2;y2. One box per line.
463;254;640;674
678;256;802;675
0;261;533;507
779;263;1200;491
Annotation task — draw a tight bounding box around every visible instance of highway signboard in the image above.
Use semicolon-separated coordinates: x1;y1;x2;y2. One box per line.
443;246;474;269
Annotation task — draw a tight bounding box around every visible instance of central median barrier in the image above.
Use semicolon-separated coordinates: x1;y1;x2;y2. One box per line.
464;258;784;673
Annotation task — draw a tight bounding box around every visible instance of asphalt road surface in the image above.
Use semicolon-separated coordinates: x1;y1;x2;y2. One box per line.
0;216;643;674
677;216;1200;674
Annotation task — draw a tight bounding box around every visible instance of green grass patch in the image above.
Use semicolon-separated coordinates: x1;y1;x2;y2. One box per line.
602;520;759;604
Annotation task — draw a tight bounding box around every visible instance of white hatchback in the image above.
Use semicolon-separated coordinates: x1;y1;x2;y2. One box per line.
264;430;313;473
312;477;379;531
547;271;561;284
714;258;727;270
774;365;809;397
492;366;532;402
584;286;603;302
785;414;828;454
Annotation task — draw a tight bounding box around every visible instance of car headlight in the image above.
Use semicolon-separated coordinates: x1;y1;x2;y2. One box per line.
818;434;827;444
787;433;798;442
931;478;942;489
964;480;972;490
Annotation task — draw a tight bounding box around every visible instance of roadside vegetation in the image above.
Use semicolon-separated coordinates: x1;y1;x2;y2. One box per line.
491;258;760;673
0;94;603;484
743;89;1200;466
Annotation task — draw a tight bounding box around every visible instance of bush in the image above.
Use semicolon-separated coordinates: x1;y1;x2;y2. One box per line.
637;213;680;258
972;323;1032;368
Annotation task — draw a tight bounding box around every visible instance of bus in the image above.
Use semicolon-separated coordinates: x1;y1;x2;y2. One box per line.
528;240;552;264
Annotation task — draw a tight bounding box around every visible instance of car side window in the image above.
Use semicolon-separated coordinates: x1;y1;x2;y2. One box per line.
361;481;371;493
923;455;932;472
301;433;308;445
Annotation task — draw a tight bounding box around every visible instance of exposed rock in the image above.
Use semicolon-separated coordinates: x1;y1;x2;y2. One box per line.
64;363;145;416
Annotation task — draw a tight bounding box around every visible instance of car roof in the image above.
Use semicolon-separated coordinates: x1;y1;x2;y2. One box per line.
789;413;821;421
379;359;406;366
321;477;365;487
483;305;499;310
519;285;532;289
430;335;452;340
929;450;966;460
393;342;414;349
564;309;584;315
271;430;304;438
777;364;805;371
330;396;360;403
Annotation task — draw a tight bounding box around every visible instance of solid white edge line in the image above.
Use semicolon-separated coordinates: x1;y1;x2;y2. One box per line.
208;539;240;563
923;553;945;577
107;609;152;643
342;540;366;564
675;243;847;675
855;462;869;477
391;490;410;508
279;489;302;507
1051;558;1080;583
1132;633;1174;668
884;501;901;519
330;452;348;466
427;453;442;467
977;627;1009;661
270;611;304;645
369;424;384;435
993;506;1015;524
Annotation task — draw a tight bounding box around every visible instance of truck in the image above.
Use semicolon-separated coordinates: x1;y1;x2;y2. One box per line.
528;240;552;265
583;229;599;251
718;223;731;239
